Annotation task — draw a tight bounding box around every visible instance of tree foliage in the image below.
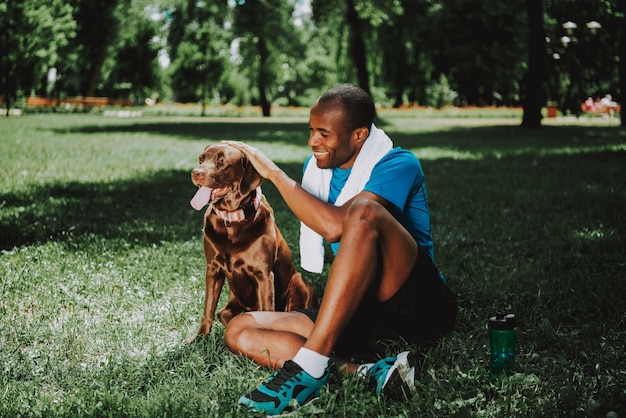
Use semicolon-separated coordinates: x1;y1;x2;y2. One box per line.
232;0;298;116
0;0;75;110
544;0;621;113
167;0;230;113
1;0;623;126
53;0;122;97
102;1;162;103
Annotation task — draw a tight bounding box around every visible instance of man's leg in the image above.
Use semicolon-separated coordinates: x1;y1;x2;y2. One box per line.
224;311;314;369
229;198;418;364
304;198;418;356
237;199;419;414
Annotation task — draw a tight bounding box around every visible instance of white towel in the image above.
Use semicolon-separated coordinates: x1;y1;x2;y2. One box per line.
299;123;393;273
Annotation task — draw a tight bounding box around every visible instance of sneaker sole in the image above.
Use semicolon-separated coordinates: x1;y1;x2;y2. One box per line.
265;395;320;417
381;351;416;401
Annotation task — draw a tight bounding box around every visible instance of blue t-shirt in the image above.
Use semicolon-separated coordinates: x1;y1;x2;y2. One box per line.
303;148;435;263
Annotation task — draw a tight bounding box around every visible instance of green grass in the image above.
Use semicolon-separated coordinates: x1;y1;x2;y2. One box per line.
1;111;625;417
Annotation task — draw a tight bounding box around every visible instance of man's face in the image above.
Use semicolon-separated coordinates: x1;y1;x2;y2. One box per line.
308;99;361;170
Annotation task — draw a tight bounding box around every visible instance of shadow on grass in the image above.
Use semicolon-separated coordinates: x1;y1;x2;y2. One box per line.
0;163;303;254
4;121;625;255
0;170;200;250
426;148;625;329
50;120;310;142
388;123;625;152
50;118;625;154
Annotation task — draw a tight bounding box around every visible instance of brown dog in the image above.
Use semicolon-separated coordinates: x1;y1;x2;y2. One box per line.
188;143;318;342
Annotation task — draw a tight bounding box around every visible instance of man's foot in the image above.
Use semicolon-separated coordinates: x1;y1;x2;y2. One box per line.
238;360;330;415
366;351;415;400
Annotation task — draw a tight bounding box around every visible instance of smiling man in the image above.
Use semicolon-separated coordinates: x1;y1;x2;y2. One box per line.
224;84;457;415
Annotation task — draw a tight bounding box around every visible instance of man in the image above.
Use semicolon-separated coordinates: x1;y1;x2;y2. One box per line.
224;84;457;415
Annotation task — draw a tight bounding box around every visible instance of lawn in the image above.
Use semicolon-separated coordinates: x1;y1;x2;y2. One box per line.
1;111;624;417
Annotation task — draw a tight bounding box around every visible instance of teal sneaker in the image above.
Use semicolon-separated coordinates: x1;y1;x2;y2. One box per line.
366;351;415;400
238;360;330;415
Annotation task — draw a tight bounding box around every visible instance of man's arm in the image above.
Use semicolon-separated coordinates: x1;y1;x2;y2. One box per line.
223;141;388;242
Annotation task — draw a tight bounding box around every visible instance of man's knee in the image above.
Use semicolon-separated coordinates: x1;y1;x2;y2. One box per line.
346;198;386;223
344;199;389;234
223;313;251;352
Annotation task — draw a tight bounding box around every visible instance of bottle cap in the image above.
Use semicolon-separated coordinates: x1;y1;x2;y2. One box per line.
488;312;517;330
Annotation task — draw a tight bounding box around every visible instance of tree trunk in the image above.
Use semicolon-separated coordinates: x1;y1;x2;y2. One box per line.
344;0;371;96
257;37;271;117
521;0;545;128
77;0;120;99
84;43;109;98
617;0;626;128
1;0;16;117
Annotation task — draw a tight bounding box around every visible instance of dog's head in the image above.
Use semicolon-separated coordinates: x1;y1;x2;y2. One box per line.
191;144;262;207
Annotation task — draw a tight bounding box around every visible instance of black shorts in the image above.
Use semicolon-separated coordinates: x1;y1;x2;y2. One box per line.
300;248;457;361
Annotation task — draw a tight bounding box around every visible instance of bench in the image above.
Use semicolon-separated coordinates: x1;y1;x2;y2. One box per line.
26;96;133;110
581;102;621;117
26;96;57;107
58;97;108;109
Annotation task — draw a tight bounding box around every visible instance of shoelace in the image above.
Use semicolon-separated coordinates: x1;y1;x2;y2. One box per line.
369;358;394;382
264;361;302;391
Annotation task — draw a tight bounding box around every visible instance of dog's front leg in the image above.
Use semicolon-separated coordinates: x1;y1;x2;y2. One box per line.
256;271;275;311
187;260;224;343
199;264;225;334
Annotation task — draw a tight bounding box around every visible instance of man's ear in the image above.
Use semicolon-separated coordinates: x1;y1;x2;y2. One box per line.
354;126;369;143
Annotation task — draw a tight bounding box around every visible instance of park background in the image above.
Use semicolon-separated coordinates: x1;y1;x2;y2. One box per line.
1;1;625;417
1;0;625;126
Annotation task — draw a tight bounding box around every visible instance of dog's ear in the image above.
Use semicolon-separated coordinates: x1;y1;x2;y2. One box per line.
239;155;263;195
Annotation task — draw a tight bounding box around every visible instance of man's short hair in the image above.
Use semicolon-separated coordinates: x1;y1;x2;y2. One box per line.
319;84;376;133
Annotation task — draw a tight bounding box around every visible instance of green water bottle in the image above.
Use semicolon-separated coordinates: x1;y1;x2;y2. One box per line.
488;312;517;379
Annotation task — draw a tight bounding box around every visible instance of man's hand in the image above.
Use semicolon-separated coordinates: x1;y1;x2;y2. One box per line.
222;141;281;180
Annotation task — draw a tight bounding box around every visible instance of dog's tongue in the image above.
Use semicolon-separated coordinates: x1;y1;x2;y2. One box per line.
190;186;212;210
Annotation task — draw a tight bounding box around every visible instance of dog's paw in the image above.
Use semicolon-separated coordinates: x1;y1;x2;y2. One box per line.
185;333;209;344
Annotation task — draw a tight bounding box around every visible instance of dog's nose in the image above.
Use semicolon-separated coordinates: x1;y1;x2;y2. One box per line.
192;168;205;181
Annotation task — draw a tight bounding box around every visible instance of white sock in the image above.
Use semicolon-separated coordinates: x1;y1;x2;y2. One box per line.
292;347;330;378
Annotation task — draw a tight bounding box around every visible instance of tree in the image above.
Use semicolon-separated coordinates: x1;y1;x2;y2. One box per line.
1;0;621;117
233;0;296;116
432;0;527;107
102;1;162;103
374;0;436;107
521;0;545;127
543;0;616;116
343;0;370;96
54;0;122;97
0;0;75;113
528;0;622;125
167;0;230;113
617;0;626;128
311;0;374;96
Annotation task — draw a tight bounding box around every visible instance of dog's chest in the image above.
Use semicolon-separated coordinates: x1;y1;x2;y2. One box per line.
205;214;279;283
204;209;275;252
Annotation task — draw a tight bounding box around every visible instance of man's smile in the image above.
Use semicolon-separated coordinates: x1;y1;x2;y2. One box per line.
313;151;329;159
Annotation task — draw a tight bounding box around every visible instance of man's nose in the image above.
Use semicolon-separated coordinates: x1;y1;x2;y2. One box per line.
308;132;320;148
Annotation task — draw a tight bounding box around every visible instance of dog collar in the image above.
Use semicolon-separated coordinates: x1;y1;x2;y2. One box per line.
213;187;262;223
